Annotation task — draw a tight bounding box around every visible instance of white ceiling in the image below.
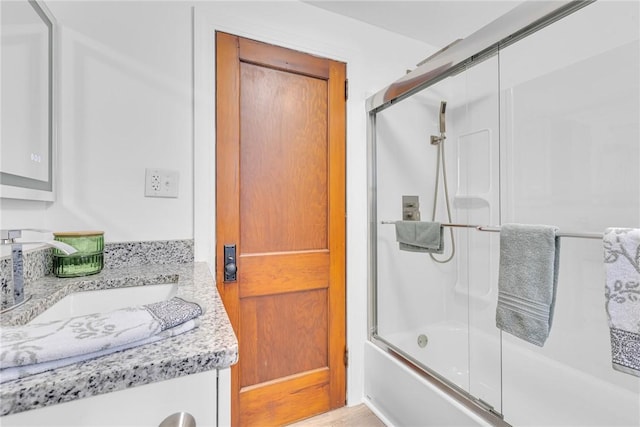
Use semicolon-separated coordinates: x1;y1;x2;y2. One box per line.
305;1;525;48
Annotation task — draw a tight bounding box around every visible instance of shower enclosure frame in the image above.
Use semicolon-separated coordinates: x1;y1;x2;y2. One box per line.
366;0;594;423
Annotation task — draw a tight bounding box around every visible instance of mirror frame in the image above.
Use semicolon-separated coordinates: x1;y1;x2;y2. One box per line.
0;0;56;202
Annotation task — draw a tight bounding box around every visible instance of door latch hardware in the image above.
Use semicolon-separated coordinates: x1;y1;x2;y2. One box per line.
223;244;237;282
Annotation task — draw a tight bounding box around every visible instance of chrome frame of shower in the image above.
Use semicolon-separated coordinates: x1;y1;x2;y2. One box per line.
366;0;594;114
366;0;595;424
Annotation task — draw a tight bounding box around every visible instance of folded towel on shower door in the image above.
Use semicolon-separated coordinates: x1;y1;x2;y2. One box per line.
395;221;444;253
496;223;560;346
603;228;640;377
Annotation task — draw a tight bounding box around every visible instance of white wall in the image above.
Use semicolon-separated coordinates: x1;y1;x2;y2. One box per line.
1;1;194;244
1;0;435;405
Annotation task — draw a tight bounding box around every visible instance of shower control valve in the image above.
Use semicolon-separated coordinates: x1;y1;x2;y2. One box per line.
402;195;421;221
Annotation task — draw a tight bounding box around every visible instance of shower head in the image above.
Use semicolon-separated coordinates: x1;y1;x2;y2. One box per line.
430;100;448;145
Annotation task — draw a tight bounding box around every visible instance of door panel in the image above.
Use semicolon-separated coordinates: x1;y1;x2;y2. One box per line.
216;32;346;426
239;63;328;254
239;289;328;386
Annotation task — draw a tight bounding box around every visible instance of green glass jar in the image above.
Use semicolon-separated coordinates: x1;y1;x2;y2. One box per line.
53;231;104;277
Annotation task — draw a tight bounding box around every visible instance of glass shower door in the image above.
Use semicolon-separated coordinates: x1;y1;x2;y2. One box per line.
372;54;502;413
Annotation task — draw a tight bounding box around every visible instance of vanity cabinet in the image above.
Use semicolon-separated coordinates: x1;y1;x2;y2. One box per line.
2;369;231;427
0;263;237;427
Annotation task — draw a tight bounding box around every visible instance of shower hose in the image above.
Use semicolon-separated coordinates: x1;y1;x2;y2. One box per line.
431;137;455;264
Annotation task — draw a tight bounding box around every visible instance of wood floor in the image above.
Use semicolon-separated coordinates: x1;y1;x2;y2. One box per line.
286;404;386;426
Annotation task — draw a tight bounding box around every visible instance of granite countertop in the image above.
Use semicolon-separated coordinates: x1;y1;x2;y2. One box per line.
0;262;238;416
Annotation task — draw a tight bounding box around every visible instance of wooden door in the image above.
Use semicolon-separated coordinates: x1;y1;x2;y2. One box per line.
215;32;346;426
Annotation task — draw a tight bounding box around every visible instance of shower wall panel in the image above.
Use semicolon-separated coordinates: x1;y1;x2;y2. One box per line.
499;2;639;424
375;88;457;339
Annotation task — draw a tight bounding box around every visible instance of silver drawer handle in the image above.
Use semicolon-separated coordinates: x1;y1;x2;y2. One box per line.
159;412;196;427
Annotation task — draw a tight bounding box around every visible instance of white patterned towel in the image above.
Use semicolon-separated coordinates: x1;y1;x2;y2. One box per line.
0;319;199;383
0;296;203;375
603;228;640;377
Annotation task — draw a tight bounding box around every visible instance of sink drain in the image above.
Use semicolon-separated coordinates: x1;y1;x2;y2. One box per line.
417;334;428;348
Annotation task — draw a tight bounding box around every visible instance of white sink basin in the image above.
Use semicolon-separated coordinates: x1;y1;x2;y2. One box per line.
31;283;178;323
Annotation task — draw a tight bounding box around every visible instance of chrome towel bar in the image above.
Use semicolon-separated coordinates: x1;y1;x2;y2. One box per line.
379;221;603;240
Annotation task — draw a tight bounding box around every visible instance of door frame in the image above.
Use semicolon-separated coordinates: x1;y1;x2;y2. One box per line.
192;8;362;407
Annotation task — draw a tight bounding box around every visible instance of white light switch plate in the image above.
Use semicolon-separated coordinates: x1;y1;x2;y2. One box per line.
145;168;179;198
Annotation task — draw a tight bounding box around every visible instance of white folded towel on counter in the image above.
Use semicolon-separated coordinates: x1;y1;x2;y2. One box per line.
0;296;204;383
603;228;640;377
0;319;199;383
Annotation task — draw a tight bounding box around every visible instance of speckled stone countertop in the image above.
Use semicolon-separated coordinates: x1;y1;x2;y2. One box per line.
0;262;238;416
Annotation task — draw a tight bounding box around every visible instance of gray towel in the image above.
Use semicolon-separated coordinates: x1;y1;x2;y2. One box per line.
603;228;640;377
496;224;560;346
395;221;444;253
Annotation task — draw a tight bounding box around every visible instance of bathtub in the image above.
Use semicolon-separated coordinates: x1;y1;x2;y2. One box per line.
364;322;640;426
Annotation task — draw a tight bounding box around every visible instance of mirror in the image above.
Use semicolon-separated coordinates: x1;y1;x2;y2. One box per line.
0;0;55;201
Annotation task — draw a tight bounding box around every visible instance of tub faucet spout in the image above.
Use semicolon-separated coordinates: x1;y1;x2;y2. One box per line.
1;229;77;313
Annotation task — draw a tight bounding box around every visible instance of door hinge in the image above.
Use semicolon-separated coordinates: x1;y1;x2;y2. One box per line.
344;79;349;100
344;347;349;366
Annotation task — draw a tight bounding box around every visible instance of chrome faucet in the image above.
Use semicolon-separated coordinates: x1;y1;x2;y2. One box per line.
1;229;77;312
